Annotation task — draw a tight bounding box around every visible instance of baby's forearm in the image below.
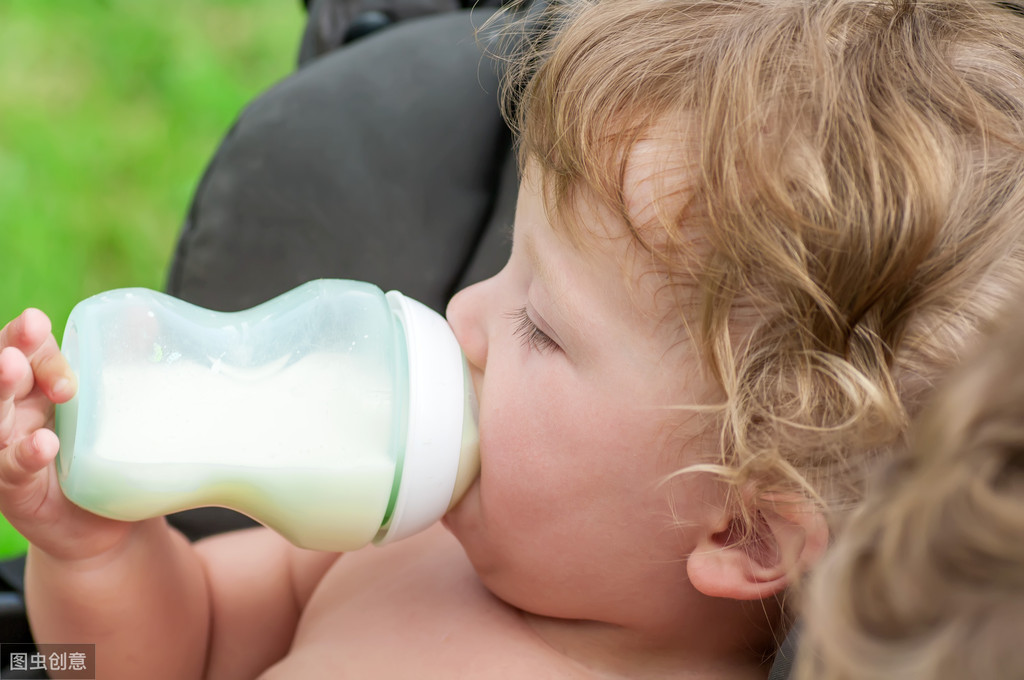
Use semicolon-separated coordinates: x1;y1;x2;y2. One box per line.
24;518;210;680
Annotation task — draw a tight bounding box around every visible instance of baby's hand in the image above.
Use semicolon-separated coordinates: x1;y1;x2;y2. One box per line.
0;309;132;561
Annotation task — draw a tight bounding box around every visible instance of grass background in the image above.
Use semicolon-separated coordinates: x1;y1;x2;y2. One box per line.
0;0;305;341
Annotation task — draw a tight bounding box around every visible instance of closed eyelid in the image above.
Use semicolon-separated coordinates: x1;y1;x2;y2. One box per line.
511;217;584;354
506;307;561;354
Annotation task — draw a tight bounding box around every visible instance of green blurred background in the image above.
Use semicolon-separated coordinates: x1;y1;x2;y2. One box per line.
0;0;305;342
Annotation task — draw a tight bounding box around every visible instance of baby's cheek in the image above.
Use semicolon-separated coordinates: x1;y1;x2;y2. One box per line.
475;437;534;517
475;391;562;509
476;400;524;473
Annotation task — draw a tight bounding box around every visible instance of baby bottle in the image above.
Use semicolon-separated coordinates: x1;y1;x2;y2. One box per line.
54;279;479;551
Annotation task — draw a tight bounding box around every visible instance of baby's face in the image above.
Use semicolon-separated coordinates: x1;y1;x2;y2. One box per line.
444;149;723;625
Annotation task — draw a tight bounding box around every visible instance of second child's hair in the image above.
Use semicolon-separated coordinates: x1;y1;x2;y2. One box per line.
498;0;1024;528
795;287;1024;680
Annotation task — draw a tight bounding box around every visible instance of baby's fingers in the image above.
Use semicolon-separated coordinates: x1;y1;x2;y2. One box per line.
30;335;76;404
0;309;51;355
0;345;31;399
0;347;32;441
0;429;58;489
0;310;75;404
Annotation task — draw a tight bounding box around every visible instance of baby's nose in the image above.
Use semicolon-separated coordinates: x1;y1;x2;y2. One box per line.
446;283;488;374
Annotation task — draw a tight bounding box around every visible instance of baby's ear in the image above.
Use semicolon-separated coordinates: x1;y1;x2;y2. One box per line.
686;494;829;601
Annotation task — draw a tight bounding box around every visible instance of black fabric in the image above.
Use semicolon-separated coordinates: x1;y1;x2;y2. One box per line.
299;0;475;63
768;626;800;680
0;556;30;647
167;8;515;317
0;556;24;595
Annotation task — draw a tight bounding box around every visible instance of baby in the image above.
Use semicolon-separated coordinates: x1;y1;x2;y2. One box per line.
4;1;1024;678
796;286;1024;680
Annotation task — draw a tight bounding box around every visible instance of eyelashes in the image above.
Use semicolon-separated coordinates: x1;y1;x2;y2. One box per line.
507;307;560;354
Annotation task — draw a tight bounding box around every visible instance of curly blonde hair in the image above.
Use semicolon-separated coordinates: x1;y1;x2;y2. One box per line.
795;286;1024;679
497;0;1024;529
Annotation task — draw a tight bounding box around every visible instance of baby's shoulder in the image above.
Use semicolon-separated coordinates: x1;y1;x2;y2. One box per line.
267;525;592;678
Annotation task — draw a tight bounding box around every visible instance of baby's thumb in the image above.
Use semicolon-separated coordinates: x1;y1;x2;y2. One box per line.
0;429;59;488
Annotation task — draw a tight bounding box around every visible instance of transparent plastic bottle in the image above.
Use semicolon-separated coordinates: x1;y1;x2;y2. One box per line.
54;279;479;551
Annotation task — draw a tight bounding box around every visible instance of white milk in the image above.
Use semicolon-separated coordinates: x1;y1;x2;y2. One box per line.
65;353;399;551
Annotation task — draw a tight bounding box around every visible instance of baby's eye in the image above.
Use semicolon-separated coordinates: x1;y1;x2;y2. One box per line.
508;307;560;354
